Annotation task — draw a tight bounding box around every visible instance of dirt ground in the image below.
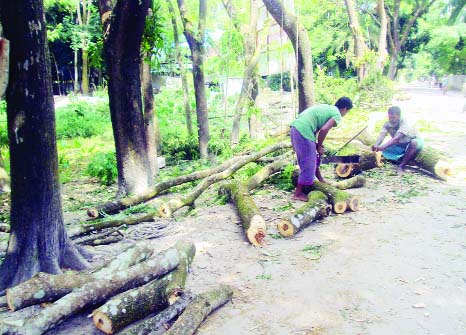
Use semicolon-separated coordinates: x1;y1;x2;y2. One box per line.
2;84;466;335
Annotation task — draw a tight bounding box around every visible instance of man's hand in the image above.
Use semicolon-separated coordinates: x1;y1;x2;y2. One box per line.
317;144;325;155
372;145;379;152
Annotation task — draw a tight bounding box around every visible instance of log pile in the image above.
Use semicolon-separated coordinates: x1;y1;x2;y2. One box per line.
0;240;233;335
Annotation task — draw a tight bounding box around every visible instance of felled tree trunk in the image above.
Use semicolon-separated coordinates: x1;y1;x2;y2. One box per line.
412;146;452;180
158;142;291;218
6;241;157;311
120;293;192;335
334;175;366;190
92;241;195;334
164;285;234;335
277;191;331;237
246;158;291;192
220;182;266;247
10;244;180;335
310;181;360;213
69;211;158;238
87;155;251;218
335;151;382;178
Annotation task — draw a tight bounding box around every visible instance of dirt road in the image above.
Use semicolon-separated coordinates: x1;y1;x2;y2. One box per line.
178;85;466;335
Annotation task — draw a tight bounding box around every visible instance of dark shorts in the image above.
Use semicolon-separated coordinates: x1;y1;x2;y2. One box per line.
290;127;317;185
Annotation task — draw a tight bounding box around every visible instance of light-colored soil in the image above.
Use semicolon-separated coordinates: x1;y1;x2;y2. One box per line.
2;84;465;335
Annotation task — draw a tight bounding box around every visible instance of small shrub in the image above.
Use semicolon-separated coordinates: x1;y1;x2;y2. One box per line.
268;164;296;191
86;151;117;185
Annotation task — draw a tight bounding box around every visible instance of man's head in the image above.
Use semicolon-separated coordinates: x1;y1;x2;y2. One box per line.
335;97;353;116
387;106;401;124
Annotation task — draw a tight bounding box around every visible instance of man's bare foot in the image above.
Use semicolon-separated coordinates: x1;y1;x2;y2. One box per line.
292;194;308;202
397;167;405;176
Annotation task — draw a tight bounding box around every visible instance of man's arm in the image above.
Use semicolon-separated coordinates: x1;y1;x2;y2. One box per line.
372;130;388;151
316;118;336;155
377;132;404;151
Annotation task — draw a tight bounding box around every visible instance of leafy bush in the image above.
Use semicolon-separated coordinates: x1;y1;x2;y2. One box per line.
358;72;395;105
267;72;294;91
86;151;117;185
55;100;110;139
267;164;296;191
313;68;358;105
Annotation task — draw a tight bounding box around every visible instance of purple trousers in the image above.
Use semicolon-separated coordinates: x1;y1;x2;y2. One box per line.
290;127;317;185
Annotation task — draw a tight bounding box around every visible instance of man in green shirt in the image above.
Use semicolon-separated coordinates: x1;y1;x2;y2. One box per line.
290;97;353;201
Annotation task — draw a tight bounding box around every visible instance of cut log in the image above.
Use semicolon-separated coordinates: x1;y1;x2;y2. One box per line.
277;191;331;237
412;146;452;180
219;182;266;247
120;293;192;335
164;285;234;335
87;155;255;218
335;151;382;178
92;241;195;334
310;181;360;213
6;241;157;311
72;228;123;245
334;175;366;190
81;234;123;246
12;243;181;335
158;142;291;218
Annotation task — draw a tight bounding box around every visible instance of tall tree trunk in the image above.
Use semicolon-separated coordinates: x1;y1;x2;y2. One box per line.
99;0;153;196
177;0;209;158
167;0;192;137
81;49;89;94
386;0;436;80
0;0;88;290
248;77;260;139
74;49;79;93
262;0;314;113
344;0;369;81
142;57;159;176
226;0;261;145
376;0;388;72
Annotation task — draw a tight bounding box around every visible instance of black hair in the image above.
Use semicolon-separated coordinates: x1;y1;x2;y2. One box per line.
388;106;401;115
335;97;353;110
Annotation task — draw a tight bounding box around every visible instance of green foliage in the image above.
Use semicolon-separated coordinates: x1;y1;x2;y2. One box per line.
358;72;395;105
301;244;322;260
267;72;293;92
267;164;296;191
313;68;358;105
86;151;117;185
55;99;111;139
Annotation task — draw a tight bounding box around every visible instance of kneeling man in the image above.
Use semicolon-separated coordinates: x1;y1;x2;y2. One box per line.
372;106;424;175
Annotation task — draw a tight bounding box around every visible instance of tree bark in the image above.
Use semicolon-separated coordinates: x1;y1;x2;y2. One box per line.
177;0;209;158
219;182;266;247
0;0;88;291
0;37;9;98
344;0;369;81
226;0;261;145
376;0;388;72
164;285;234;335
120;293;193;335
411;146;452;180
262;0;314;113
310;181;360;213
142;56;160;176
8;244;181;335
158;141;291;217
334;175;366;190
86;155;252;218
167;0;193;137
99;0;153;196
246;158;291;191
277;191;331;237
92;241;195;334
448;0;466;25
5;241;157;311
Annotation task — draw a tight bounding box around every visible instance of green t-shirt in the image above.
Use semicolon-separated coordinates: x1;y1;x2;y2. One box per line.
291;104;342;141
